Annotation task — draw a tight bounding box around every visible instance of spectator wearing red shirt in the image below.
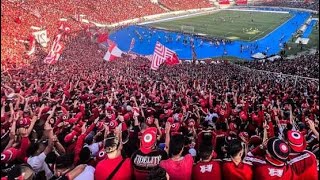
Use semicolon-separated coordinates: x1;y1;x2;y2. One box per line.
160;134;194;180
222;139;253;180
95;129;132;180
131;127;168;180
245;137;292;180
286;130;318;180
193;144;221;180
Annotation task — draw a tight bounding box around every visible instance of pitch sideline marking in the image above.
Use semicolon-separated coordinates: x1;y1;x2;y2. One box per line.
253;12;300;41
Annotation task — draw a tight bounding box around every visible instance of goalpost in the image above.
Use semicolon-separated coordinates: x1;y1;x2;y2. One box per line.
181;25;195;33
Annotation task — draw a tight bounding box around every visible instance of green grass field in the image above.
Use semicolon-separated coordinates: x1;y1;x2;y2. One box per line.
148;10;292;41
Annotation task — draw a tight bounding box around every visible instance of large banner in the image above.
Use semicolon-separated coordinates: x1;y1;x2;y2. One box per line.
32;30;49;47
236;0;247;5
44;33;64;64
219;0;230;5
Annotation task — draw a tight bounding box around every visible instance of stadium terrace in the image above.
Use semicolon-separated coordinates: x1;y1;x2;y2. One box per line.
1;0;319;180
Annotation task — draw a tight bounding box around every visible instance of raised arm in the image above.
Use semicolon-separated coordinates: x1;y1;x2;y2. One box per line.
164;122;171;154
307;118;319;141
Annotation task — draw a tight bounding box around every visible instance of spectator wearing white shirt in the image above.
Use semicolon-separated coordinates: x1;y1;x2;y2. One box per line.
73;147;95;180
26;138;55;179
84;133;103;157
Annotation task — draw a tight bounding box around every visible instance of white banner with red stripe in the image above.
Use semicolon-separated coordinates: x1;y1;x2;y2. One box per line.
150;41;175;70
44;33;64;64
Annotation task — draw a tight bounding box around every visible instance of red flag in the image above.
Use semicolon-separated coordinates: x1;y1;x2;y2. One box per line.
97;33;109;43
165;53;179;66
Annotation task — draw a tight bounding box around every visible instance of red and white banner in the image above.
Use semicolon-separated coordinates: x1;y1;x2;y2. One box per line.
150;42;175;70
44;33;64;64
236;0;247;5
32;30;49;47
219;0;230;4
103;40;123;61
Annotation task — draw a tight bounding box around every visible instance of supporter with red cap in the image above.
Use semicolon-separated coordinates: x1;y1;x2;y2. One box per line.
131;127;168;180
0;11;319;180
245;137;292;180
285;130;318;180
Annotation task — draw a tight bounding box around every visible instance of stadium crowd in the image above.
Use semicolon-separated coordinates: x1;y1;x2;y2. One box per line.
238;52;319;78
158;0;211;11
1;30;319;180
1;0;318;68
255;0;319;11
1;0;320;180
1;0;165;67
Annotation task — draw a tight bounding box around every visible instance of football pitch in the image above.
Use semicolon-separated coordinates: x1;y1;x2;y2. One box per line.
148;10;293;41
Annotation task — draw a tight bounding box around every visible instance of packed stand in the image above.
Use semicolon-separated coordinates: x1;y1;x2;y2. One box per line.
1;0;164;70
19;0;165;23
159;0;212;11
237;52;319;78
1;1;84;69
1;31;319;179
255;0;319;11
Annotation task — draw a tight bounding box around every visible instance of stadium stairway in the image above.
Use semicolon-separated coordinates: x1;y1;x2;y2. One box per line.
156;2;173;11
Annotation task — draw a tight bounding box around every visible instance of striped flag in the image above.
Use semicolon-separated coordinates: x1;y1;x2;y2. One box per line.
150;42;175;70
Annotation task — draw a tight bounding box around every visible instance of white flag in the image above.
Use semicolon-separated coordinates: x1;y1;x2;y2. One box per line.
32;30;50;47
